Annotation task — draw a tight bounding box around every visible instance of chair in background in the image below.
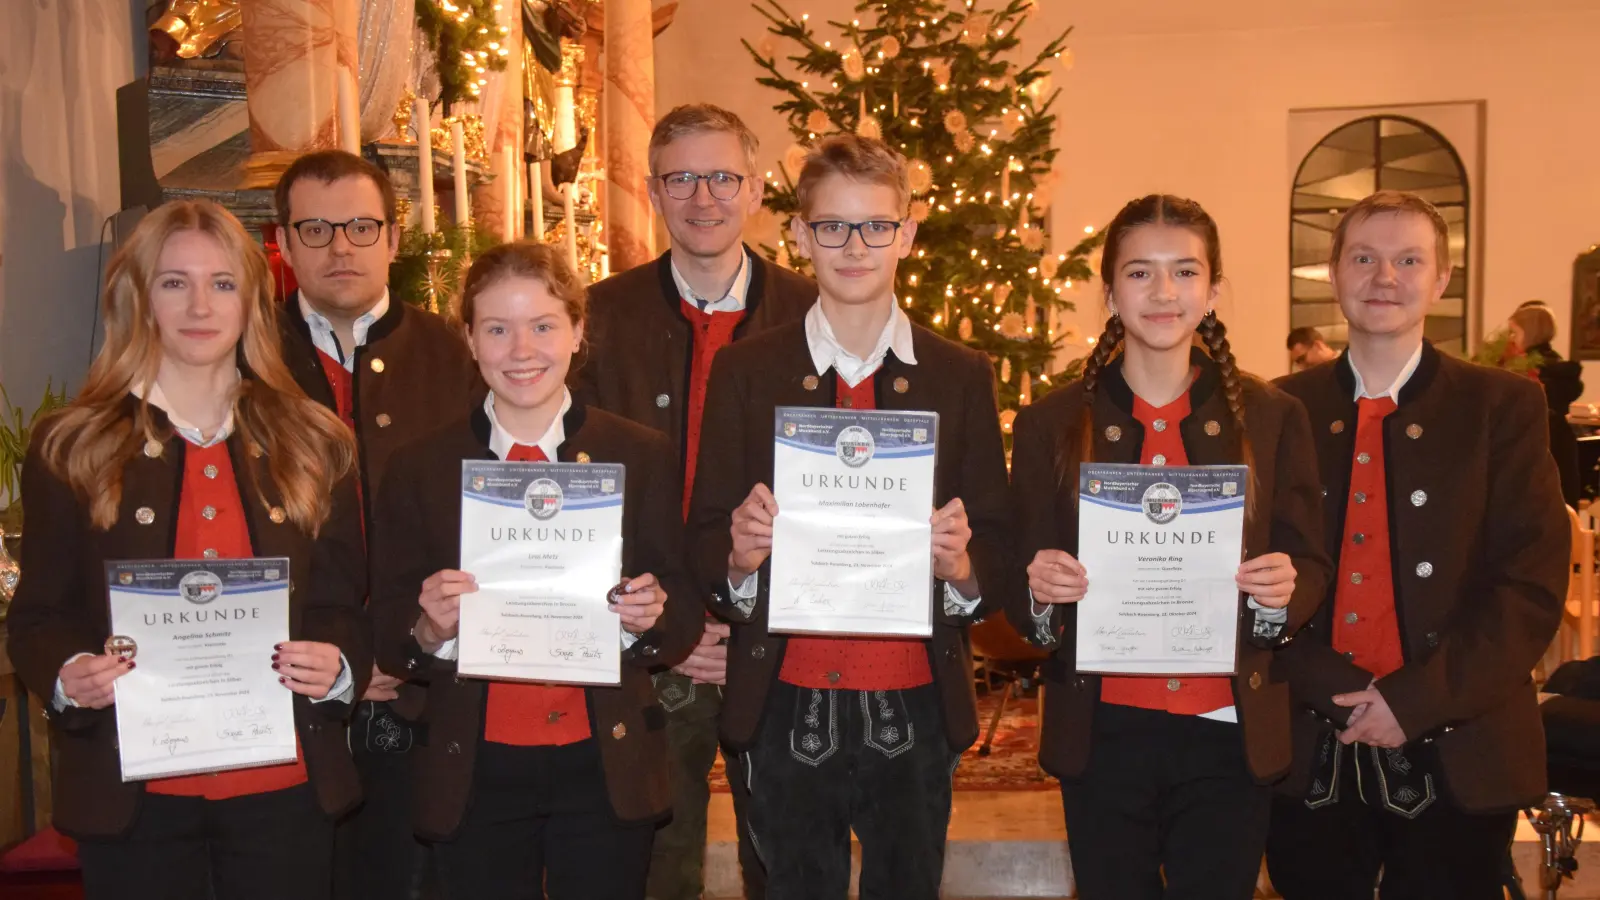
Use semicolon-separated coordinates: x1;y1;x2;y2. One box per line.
969;613;1050;757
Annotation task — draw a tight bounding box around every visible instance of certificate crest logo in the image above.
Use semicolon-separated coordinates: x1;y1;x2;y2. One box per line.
118;571;134;586
783;421;798;438
601;478;616;493
913;428;928;443
471;475;487;492
1141;482;1182;525
179;570;224;605
1088;480;1102;495
524;478;564;520
1222;482;1238;497
264;568;280;580
835;425;876;468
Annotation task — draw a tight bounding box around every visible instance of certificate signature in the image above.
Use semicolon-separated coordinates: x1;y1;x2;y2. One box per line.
482;625;531;664
550;626;604;661
784;574;839;610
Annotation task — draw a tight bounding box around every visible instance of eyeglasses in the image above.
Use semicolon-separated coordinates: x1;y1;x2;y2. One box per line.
655;171;747;201
804;219;905;249
290;218;386;249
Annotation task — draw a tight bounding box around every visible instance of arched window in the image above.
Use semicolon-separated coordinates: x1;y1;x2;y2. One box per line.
1290;115;1470;354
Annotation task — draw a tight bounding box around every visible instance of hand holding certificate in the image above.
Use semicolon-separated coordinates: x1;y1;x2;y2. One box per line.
767;407;940;637
107;559;296;781
458;460;624;685
1073;463;1248;675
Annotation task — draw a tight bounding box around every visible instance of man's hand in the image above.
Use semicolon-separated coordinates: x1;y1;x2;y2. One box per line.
363;664;403;702
673;622;730;685
729;484;778;584
1334;684;1407;748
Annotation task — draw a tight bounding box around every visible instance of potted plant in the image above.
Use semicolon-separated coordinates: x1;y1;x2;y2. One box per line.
0;380;70;536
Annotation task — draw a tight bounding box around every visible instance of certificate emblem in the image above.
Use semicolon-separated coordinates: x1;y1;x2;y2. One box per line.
523;478;565;520
601;478;616;493
913;428;928;443
1222;482;1238;497
1141;482;1182;525
835;425;876;468
118;571;134;586
471;475;487;492
783;421;798;438
179;570;224;605
1088;480;1102;495
264;568;280;580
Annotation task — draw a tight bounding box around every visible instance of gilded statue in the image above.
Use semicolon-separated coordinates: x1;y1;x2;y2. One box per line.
149;0;242;62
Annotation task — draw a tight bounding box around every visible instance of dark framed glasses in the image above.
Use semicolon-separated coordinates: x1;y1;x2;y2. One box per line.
804;219;904;249
290;218;386;249
656;171;747;201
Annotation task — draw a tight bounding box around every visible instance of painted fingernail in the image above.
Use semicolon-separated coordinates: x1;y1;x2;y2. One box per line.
127;661;136;670
279;676;287;684
274;643;284;651
271;662;281;670
271;653;280;662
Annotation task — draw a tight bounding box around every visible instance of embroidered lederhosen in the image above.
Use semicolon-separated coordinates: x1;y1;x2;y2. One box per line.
1306;731;1437;819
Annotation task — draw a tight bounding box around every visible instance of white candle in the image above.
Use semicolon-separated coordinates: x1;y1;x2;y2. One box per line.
1000;162;1011;205
529;161;544;238
501;145;516;241
562;184;578;270
451;120;470;228
337;68;360;154
555;86;576;153
600;252;610;280
415;98;435;234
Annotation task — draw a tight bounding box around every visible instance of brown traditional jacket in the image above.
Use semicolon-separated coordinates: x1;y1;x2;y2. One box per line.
685;320;1012;752
573;246;815;466
1004;350;1331;784
1274;343;1568;812
5;402;371;838
369;398;702;836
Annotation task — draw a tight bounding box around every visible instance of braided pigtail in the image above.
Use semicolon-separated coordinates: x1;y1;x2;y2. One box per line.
1196;309;1258;525
1056;313;1125;489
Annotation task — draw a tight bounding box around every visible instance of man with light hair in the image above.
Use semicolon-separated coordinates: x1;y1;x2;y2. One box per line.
574;103;813;900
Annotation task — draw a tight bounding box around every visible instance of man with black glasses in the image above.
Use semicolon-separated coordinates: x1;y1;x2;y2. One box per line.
575;105;813;900
274;150;478;900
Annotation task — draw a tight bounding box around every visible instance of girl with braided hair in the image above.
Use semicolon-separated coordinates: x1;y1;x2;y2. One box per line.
1004;194;1331;900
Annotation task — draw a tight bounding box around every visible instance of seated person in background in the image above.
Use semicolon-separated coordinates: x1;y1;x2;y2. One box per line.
1509;303;1583;507
1287;326;1339;371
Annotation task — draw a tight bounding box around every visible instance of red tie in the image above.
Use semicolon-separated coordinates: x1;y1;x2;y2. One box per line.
482;438;591;746
506;443;547;463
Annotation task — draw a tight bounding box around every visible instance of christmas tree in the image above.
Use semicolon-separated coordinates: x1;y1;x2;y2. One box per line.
746;0;1104;416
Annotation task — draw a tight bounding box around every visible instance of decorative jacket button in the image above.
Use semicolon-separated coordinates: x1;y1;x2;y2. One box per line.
655;393;670;408
135;507;155;525
1151;454;1166;466
1073;676;1086;689
203;464;219;479
575;452;591;464
144;439;164;458
1411;490;1427;507
269;507;286;524
1248;672;1262;690
1204;420;1221;436
1345;612;1359;624
1152;419;1167;433
893;377;909;394
203;548;218;558
1352;533;1365;544
841;396;854;409
1416;562;1434;578
751;644;766;660
1354;492;1367;504
640;644;659;657
375;413;392;428
202;505;217;520
1357;453;1371;464
826;671;841;684
945;646;958;661
1426;631;1440;648
802;375;819;391
446;741;461;754
1407;424;1423;439
405;658;418;670
1105;425;1122;442
453;675;466;686
370;358;385;373
1350;572;1363;585
612;723;627;740
1166;678;1181;692
1330;420;1345;434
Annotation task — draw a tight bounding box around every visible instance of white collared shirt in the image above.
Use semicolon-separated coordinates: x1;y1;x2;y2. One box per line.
804;299;918;387
131;376;237;448
671;252;750;313
485;389;570;462
299;291;390;370
1350;342;1425;401
730;300;979;615
54;375;354;710
433;388;637;657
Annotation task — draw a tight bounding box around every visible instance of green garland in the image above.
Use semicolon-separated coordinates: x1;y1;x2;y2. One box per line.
415;0;511;112
390;222;503;318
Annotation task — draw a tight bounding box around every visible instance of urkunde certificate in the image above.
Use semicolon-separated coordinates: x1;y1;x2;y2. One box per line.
768;406;939;637
107;558;295;782
1074;463;1248;675
458;461;623;685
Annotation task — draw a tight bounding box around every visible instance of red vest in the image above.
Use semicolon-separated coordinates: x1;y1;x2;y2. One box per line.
778;373;936;691
1100;389;1235;717
1330;397;1405;678
680;298;746;519
146;441;310;798
481;442;593;746
315;348;366;535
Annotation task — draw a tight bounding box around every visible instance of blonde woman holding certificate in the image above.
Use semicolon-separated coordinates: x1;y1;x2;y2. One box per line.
5;200;369;900
1005;195;1330;900
370;242;701;899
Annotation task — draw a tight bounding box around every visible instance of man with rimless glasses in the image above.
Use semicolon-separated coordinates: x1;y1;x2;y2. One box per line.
273;150;478;900
574;105;813;900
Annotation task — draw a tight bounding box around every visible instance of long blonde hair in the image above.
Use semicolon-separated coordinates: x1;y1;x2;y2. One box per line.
40;200;355;533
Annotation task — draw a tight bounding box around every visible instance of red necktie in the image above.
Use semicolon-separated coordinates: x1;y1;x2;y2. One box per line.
506;443;547;462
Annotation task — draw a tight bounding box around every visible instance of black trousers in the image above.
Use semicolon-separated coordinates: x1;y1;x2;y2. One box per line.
77;783;333;900
334;701;430;900
1059;703;1270;900
645;673;764;900
744;681;959;900
432;737;654;900
1266;740;1517;900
